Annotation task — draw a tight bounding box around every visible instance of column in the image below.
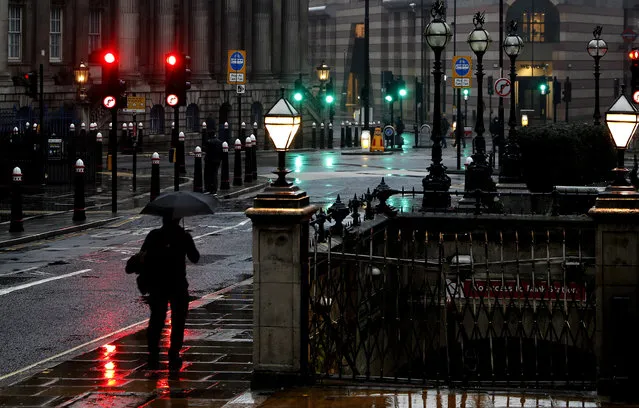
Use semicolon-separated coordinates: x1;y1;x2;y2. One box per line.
252;0;272;78
212;0;223;76
281;0;300;76
271;0;282;75
0;0;9;80
34;0;50;71
191;0;209;77
73;0;89;62
118;0;139;75
224;0;241;51
298;0;309;74
156;0;175;76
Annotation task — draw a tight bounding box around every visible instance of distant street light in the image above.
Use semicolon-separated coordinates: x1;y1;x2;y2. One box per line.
587;26;608;126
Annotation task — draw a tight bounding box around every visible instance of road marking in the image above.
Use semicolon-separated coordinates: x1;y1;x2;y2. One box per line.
193;219;250;240
0;269;92;296
0;266;40;277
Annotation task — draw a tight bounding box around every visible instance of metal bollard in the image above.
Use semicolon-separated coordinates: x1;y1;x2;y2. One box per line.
346;121;352;147
233;139;243;186
250;134;257;181
178;131;186;174
221;141;230;190
253;122;260;151
244;136;252;183
354;122;360;147
320;123;325;149
193;146;203;193
311;122;317;149
201;121;208;147
240;122;246;147
72;159;86;222
9;167;23;232
340;122;345;148
96;132;103;193
328;123;334;149
223;121;229;143
150;152;160;201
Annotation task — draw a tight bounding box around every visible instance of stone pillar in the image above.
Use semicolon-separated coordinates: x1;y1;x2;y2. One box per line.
246;183;316;388
212;0;223;76
191;0;209;77
0;0;9;80
281;0;300;76
224;0;241;50
118;0;139;75
156;0;175;76
34;0;51;71
271;0;282;75
298;0;308;74
589;186;639;400
252;0;272;78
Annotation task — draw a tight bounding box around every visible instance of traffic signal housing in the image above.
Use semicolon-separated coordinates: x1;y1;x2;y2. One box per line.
397;79;407;98
324;78;334;105
462;88;470;99
101;50;121;109
539;82;548;95
553;77;561;105
385;81;395;102
24;72;37;98
630;49;639;102
293;75;304;102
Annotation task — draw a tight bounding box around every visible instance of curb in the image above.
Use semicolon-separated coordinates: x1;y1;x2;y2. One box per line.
217;180;269;199
0;217;121;249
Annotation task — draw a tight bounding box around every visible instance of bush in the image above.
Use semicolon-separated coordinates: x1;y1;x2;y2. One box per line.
517;123;616;192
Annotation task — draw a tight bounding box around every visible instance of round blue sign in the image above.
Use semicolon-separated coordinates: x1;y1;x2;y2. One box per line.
230;52;245;71
454;57;471;77
383;126;395;137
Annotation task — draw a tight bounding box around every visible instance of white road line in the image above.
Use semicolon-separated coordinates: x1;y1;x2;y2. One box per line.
0;266;40;277
0;269;92;296
193;219;250;240
0;318;149;383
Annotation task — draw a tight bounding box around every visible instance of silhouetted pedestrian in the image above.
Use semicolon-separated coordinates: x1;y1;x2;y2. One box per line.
140;216;200;372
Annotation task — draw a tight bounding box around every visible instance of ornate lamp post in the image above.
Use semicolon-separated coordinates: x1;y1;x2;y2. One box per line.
316;61;331;125
74;61;90;126
463;12;496;197
587;26;608;126
603;94;639;189
422;0;452;210
499;20;524;182
263;93;302;188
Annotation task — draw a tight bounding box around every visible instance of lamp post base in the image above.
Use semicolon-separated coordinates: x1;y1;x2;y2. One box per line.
459;157;499;212
421;163;451;211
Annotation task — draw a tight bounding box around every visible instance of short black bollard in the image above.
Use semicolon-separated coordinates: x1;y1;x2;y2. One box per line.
320;123;325;149
223;121;229;143
150;152;160;201
96;132;103;193
250;134;258;181
244;136;252;183
73;159;86;222
193;146;203;193
178;131;186;174
346;121;352;147
240;122;246;146
311;122;317;149
69;124;76;181
221;141;231;190
354;122;360;147
201;121;208;147
340;122;345;148
233;139;243;186
328;123;334;149
253;122;259;150
9;167;23;233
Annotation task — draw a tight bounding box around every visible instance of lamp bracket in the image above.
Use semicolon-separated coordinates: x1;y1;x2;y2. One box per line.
473;11;485;29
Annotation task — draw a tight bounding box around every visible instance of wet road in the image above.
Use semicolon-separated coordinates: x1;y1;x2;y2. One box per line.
0;143;470;386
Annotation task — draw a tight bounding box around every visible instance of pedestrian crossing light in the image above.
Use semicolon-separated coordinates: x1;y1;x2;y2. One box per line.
462;88;470;100
539;83;548;95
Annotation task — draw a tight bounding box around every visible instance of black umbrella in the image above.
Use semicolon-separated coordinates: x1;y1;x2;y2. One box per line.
141;191;219;219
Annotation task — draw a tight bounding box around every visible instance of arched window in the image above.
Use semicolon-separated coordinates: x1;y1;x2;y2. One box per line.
186;103;200;132
150;104;165;134
506;0;560;43
251;102;263;129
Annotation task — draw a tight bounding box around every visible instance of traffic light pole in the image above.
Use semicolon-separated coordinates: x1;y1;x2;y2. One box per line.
39;63;45;185
174;108;180;191
111;109;118;213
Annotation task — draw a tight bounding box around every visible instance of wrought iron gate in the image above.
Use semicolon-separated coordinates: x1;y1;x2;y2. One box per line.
307;216;597;389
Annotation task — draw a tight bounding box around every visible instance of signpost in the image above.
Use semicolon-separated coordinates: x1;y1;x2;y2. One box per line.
494;78;511;97
452;56;473;89
227;50;247;85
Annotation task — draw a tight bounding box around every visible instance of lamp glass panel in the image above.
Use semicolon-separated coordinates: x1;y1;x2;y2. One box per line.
265;116;301;150
468;29;491;53
425;21;451;49
503;35;523;57
606;113;638;148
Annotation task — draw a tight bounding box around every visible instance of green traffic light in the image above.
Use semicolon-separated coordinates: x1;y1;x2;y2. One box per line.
294;92;303;102
385;95;393;102
462;88;470;96
539;84;547;95
399;89;407;97
325;95;334;104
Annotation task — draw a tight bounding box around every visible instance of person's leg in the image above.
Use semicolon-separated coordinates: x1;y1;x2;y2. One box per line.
168;290;190;370
147;294;168;368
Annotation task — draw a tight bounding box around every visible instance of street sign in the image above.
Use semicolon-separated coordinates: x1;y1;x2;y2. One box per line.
633;90;639;104
454;78;472;88
452;56;473;79
237;84;246;94
103;96;116;109
227;50;247;85
622;27;638;43
494;78;511;97
123;95;145;113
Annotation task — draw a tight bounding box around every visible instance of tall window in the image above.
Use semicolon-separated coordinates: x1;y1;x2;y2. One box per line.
49;6;62;62
355;23;365;38
522;12;545;43
8;5;21;61
88;9;101;55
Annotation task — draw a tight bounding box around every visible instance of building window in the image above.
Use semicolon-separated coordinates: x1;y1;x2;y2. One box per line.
8;5;22;61
355;24;365;38
49;6;62;62
88;9;101;56
522;12;545;43
150;104;165;134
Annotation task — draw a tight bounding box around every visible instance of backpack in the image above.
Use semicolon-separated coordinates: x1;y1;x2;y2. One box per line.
126;250;151;295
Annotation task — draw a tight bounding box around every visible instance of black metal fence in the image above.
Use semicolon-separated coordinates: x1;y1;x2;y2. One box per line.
307;187;597;389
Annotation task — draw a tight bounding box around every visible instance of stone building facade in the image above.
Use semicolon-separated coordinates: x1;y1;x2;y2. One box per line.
308;0;631;128
0;0;310;146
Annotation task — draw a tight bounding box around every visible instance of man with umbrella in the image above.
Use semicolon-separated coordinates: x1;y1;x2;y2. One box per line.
139;191;218;371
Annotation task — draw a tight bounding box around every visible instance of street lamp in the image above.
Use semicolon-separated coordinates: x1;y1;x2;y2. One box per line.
464;11;495;196
264;92;301;187
587;26;608;126
422;0;452;210
74;61;89;101
316;61;331;125
499;20;524;182
604;94;639;187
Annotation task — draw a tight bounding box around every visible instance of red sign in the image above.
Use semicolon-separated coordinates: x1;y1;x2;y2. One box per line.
103;96;116;109
460;280;587;301
622;28;638;43
166;94;179;106
633;90;639;104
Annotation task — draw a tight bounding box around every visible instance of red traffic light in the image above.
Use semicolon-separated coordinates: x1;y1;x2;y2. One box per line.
166;94;179;106
166;54;177;66
24;73;29;80
629;49;639;60
103;52;116;64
